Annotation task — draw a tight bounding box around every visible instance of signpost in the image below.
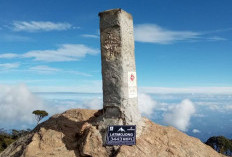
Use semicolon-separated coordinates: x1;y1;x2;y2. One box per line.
106;125;136;145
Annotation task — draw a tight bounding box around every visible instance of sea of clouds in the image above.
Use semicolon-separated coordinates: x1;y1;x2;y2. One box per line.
0;84;231;142
0;84;195;131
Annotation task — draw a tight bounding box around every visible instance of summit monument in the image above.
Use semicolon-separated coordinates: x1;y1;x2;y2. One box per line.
99;9;141;126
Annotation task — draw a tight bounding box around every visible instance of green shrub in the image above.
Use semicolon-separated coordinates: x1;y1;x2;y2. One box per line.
206;136;232;156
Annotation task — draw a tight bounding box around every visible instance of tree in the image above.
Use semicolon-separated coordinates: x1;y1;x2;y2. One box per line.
32;110;48;125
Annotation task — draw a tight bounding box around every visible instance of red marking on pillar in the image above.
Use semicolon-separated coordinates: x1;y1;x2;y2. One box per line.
130;74;135;81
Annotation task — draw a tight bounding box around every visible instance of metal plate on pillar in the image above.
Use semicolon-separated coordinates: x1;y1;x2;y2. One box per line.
106;125;136;145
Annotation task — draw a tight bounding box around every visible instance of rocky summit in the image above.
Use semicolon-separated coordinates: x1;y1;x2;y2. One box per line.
0;109;224;157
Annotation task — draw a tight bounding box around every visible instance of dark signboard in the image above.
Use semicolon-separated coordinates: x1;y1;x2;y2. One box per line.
106;125;136;145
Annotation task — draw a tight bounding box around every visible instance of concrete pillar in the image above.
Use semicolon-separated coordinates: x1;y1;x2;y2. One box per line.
99;9;141;125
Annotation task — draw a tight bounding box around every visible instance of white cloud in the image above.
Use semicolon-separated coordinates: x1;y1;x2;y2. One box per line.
0;44;98;62
134;24;199;44
29;65;60;73
81;34;99;39
2;34;32;42
0;53;19;59
83;98;103;110
41;100;80;118
12;21;72;32
0;83;103;129
207;36;226;41
72;26;81;29
30;80;102;93
64;70;92;77
0;63;20;69
195;99;232;112
29;86;232;94
138;93;156;116
23;44;99;62
134;24;227;44
28;65;91;76
0;84;44;129
0;85;157;130
193;114;206;118
224;105;232;110
50;92;156;115
0;84;92;129
140;87;232;94
209;104;220;111
192;129;200;133
163;99;195;131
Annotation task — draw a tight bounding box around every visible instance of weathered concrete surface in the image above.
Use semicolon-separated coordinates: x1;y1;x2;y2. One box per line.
0;109;225;157
99;9;141;126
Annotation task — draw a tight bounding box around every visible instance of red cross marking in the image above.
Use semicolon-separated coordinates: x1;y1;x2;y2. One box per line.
130;74;135;81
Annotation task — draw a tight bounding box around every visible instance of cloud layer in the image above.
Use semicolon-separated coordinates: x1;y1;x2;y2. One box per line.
163;99;195;131
0;85;157;129
3;84;230;133
0;53;19;59
12;21;72;32
134;24;199;44
138;93;156;116
134;24;226;44
24;44;99;62
29;65;60;73
0;44;99;62
0;84;91;129
83;98;103;109
0;63;20;69
0;84;43;129
81;34;99;39
140;87;232;94
192;129;200;133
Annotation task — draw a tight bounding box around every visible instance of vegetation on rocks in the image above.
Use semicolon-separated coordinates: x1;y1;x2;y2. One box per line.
206;136;232;156
0;110;47;153
0;128;31;153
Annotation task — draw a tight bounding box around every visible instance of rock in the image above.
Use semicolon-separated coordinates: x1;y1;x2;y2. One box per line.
0;109;225;157
77;122;108;157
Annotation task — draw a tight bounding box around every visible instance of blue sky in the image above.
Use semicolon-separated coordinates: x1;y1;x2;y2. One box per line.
0;0;232;93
